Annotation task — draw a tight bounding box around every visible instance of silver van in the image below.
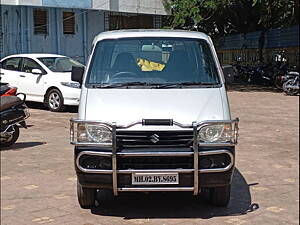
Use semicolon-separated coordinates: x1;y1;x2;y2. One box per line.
70;30;239;208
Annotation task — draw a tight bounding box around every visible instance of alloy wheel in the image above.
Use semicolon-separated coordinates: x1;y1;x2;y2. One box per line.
49;92;61;110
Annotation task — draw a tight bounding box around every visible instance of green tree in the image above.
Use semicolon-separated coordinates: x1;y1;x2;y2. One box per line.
252;0;297;61
253;0;297;28
164;0;227;35
165;0;298;36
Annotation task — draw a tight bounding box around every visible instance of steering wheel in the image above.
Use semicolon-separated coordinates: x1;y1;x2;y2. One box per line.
111;71;138;79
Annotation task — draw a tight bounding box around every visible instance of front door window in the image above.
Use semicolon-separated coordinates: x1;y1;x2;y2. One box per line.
21;58;44;74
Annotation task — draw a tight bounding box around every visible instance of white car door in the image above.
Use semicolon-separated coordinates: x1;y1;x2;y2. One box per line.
18;58;46;102
0;57;23;87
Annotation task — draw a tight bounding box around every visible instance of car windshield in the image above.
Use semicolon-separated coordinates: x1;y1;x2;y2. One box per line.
38;57;83;72
86;37;220;88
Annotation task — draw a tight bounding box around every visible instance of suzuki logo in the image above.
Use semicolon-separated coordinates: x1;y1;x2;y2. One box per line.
150;134;160;143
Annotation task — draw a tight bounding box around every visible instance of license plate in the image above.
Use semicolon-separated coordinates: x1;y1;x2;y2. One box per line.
132;173;179;185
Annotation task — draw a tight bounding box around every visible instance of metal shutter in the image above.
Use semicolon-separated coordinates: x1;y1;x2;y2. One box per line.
63;12;75;34
33;9;48;35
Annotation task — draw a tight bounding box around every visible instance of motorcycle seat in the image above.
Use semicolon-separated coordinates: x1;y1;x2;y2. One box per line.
288;72;299;76
0;96;23;112
0;85;10;96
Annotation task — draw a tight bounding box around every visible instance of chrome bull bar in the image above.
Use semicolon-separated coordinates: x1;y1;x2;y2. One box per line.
76;150;235;174
70;118;239;196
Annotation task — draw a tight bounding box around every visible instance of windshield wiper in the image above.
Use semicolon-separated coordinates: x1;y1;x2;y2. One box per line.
91;82;150;88
155;82;220;89
90;82;220;89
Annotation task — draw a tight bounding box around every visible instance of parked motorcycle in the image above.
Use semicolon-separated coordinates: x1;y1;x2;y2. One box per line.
232;62;299;90
0;82;17;96
231;63;254;83
0;94;29;147
250;64;274;85
273;64;298;90
283;72;299;96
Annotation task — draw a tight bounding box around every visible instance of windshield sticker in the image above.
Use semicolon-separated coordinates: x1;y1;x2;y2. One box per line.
137;58;165;72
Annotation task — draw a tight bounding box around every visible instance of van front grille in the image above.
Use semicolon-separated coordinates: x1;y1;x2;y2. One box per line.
116;130;193;149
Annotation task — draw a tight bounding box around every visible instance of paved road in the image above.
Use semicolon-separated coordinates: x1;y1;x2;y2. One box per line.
1;89;299;225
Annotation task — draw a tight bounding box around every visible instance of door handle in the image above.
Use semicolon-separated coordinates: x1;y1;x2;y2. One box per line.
20;75;26;78
0;73;4;75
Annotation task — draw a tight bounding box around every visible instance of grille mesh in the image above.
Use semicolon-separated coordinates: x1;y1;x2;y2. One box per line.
116;130;193;148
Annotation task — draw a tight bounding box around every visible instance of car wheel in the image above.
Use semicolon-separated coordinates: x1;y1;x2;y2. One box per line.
46;89;65;112
209;185;231;207
0;125;20;147
77;180;96;209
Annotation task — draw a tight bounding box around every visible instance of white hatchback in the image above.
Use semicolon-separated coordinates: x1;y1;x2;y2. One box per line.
0;54;83;111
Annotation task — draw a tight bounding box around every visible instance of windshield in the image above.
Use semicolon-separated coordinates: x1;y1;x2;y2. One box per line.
86;37;220;88
38;57;84;72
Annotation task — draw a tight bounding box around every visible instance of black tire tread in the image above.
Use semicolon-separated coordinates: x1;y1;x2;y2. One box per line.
209;185;231;207
0;125;20;147
77;180;96;209
274;75;283;89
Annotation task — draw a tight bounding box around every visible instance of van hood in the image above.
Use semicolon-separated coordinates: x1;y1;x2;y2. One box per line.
84;88;225;130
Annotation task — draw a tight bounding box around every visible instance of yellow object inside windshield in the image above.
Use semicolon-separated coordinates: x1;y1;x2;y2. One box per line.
137;58;165;72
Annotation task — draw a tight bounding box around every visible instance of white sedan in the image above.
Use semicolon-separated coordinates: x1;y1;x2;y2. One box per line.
0;54;83;111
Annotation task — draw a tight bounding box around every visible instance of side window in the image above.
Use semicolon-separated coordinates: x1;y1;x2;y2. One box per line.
1;58;22;71
22;58;44;74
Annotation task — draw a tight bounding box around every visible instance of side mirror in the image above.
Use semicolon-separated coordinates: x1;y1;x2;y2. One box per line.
71;66;84;85
32;69;43;75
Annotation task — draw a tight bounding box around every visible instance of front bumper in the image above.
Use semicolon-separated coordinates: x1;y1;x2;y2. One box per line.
60;85;80;106
63;97;80;106
75;147;235;191
71;119;239;196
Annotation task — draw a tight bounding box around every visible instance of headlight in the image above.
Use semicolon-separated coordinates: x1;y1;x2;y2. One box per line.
61;82;80;88
198;123;234;143
77;124;112;145
86;125;112;143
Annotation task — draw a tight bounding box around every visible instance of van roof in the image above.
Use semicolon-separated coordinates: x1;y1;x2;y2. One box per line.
93;29;211;45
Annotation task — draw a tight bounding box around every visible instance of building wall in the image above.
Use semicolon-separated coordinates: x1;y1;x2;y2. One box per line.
0;5;105;62
215;26;299;50
0;5;162;62
1;0;169;15
42;0;92;9
92;0;168;15
1;0;19;5
0;1;167;62
215;26;299;66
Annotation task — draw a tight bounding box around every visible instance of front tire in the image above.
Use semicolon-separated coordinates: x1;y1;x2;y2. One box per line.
77;180;96;209
0;125;20;147
283;80;299;96
45;89;65;112
209;185;231;207
274;75;283;89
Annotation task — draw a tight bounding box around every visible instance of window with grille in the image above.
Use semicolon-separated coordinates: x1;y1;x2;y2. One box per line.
106;13;154;31
63;12;75;34
33;9;48;35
